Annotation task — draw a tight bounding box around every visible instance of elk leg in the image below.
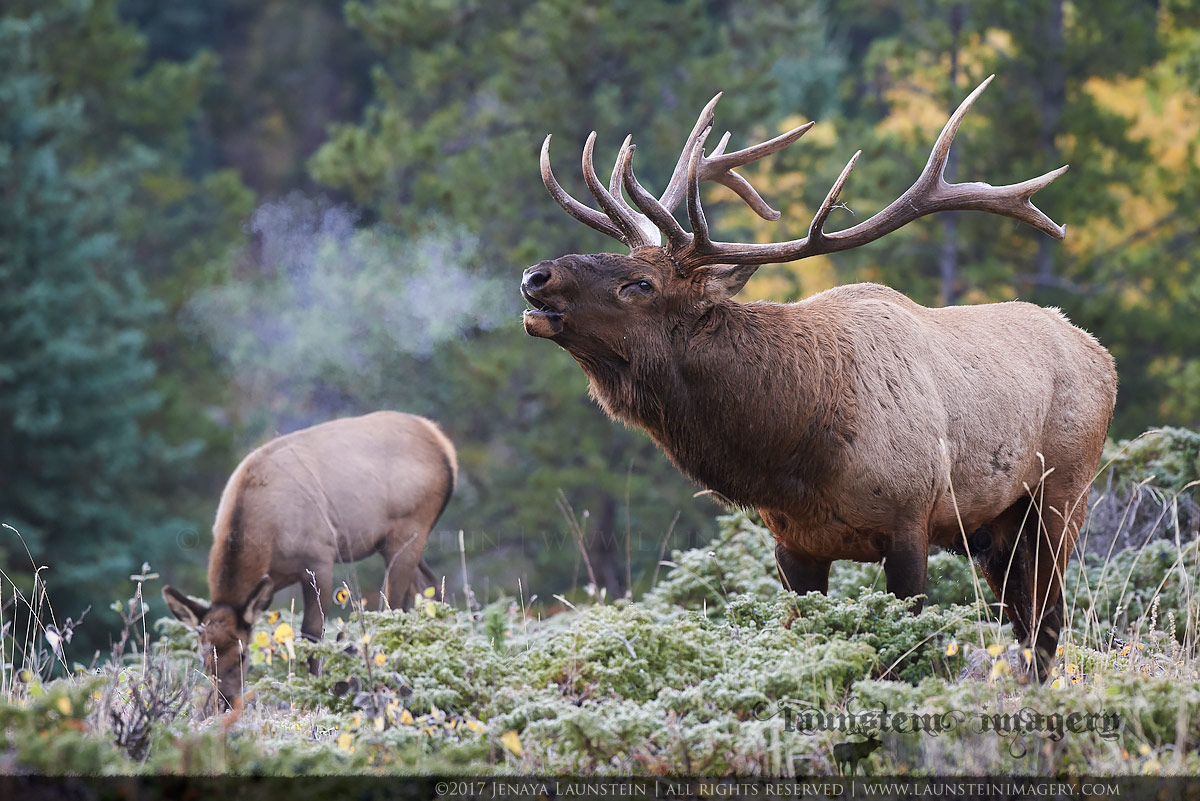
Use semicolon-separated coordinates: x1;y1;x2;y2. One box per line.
775;544;831;595
882;535;929;612
975;501;1036;645
1028;482;1083;682
300;566;331;676
381;523;426;611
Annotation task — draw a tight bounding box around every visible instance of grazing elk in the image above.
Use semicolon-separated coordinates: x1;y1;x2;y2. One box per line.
163;411;455;709
521;76;1117;680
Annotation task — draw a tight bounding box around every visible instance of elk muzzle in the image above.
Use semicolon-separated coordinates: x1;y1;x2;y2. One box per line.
521;264;564;338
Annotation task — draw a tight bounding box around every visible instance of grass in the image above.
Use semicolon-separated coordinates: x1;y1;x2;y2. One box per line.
1;429;1199;776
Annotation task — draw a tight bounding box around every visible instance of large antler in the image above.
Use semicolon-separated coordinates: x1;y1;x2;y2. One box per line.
543;75;1067;275
540;95;814;249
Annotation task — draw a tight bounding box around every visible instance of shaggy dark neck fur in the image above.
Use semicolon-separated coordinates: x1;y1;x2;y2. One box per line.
567;300;855;512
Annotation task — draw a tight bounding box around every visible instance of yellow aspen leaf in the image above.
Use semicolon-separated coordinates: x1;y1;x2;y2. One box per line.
55;697;71;715
267;611;280;625
337;732;354;751
466;719;485;733
945;641;959;657
400;709;414;726
374;652;387;667
273;623;294;644
986;644;1004;658
423;586;436;598
253;631;270;649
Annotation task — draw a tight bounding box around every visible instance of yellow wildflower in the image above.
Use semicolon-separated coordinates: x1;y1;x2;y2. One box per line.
501;729;523;757
987;643;1004;658
55;697;72;715
273;623;294;644
374;652;387;667
337;732;354;752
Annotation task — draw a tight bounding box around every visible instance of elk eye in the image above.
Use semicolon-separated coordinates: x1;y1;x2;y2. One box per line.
621;279;654;298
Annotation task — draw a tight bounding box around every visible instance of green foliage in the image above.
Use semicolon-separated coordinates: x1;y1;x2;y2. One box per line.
645;513;782;612
1103;427;1200;493
0;677;114;774
7;507;1200;776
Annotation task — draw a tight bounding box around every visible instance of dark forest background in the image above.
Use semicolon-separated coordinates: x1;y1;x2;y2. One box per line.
2;0;1199;653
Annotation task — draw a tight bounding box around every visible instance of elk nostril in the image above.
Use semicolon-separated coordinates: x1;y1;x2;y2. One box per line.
524;268;551;291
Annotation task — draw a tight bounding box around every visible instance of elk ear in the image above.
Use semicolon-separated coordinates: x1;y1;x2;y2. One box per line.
693;263;760;302
240;575;275;626
162;586;209;629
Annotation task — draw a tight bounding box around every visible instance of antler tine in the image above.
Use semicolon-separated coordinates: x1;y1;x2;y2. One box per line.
675;75;1069;271
540;135;626;243
658;93;723;214
621;146;690;251
711;131;732;157
608;134;633;198
582;131;654;247
609;136;663;247
702;121;816;176
807;150;861;242
699;120;816;221
686;125;716;254
924;74;992;185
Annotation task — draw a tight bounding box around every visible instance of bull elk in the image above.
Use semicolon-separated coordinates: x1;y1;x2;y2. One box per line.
521;76;1117;680
163;411;455;709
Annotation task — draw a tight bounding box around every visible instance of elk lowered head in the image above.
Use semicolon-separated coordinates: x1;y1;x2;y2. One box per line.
162;576;274;713
522;75;1068;359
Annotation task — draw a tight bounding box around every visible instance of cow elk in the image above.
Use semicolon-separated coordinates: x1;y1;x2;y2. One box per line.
521;76;1117;680
163;411;455;710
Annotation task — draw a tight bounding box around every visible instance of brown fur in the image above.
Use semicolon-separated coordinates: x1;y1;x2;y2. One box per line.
163;411;455;709
522;250;1117;679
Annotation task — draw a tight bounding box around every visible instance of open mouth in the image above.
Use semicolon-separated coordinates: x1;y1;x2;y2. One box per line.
521;289;564;337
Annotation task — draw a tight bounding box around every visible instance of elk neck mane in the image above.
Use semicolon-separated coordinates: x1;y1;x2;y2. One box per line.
207;446;272;604
570;297;857;510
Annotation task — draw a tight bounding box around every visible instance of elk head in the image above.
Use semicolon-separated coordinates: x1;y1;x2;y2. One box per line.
522;76;1067;358
162;576;274;712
